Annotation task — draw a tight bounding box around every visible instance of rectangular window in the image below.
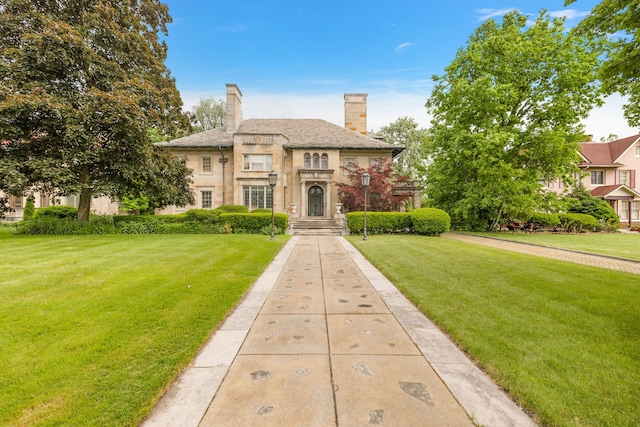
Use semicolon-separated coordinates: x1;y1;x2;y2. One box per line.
633;201;640;220
10;195;23;208
39;194;50;208
201;156;212;174
590;170;604;185
243;186;272;210
201;190;212;209
636;146;640;156
620;170;630;186
243;154;272;171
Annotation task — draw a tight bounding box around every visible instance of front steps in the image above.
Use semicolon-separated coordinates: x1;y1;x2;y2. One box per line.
290;219;344;236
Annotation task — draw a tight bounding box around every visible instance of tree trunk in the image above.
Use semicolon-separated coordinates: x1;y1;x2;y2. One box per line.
77;166;92;222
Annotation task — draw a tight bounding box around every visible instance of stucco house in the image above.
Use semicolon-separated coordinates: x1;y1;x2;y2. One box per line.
155;84;411;220
545;134;640;226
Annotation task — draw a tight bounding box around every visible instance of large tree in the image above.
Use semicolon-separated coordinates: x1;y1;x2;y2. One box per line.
0;0;193;221
567;0;640;126
376;116;429;183
190;97;226;131
425;10;605;230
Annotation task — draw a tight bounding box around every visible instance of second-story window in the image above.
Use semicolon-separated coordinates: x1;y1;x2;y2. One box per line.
321;153;328;169
304;153;311;168
243;154;273;171
590;170;604;185
201;156;212;174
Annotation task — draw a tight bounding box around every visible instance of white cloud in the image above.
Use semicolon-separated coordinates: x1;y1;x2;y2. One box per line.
394;42;416;53
548;9;589;20
475;8;517;22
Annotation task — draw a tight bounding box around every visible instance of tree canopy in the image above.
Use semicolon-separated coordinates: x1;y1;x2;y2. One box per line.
190;97;226;131
337;158;410;212
567;0;640;126
0;0;193;221
376;116;429;183
424;10;605;230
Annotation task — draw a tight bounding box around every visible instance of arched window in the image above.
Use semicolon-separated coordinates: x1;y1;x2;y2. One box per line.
313;153;320;169
321;153;328;169
304;153;311;168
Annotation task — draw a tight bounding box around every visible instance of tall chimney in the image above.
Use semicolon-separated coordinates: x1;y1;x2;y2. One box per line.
344;93;367;135
226;84;242;133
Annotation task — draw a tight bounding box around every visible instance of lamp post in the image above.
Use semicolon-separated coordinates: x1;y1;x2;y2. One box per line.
268;172;277;241
361;172;370;241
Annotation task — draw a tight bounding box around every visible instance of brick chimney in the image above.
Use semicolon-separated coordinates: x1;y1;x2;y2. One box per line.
344;93;368;135
226;84;242;133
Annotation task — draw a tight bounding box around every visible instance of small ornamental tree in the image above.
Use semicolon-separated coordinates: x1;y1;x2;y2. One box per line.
337;157;411;212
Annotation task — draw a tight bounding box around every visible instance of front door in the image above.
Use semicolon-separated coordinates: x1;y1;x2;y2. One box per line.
308;186;324;217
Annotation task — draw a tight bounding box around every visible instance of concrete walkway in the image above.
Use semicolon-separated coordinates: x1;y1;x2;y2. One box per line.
444;232;640;275
142;236;536;427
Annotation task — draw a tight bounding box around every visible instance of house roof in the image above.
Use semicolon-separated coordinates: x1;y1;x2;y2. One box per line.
580;134;640;166
155;127;233;148
155;118;405;157
590;184;640;199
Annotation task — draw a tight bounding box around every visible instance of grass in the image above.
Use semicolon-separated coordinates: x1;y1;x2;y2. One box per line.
469;231;640;260
0;229;288;426
347;235;640;427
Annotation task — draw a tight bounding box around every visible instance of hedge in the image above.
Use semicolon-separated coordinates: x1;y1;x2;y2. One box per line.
346;208;450;236
528;212;561;230
35;205;78;219
558;213;598;233
219;213;288;234
410;208;451;236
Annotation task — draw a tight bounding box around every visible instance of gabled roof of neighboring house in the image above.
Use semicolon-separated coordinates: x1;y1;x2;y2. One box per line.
155;118;404;157
590;184;640;199
579;134;640;166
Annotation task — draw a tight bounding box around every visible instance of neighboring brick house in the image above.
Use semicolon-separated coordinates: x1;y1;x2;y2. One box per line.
546;135;640;226
155;84;408;219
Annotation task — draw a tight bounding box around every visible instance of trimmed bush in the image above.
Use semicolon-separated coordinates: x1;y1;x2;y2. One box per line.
23;197;35;221
410;208;451;236
558;213;598;233
15;216;117;235
35;205;78;219
215;204;249;213
220;213;287;234
528;212;560;230
251;208;272;214
184;209;221;224
346;212;412;235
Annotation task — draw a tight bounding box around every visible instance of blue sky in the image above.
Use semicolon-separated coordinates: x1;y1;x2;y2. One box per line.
162;0;636;140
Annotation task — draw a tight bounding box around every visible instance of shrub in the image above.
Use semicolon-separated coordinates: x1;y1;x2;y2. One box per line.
215;204;249;213
116;217;162;234
23;197;35;221
527;212;560;230
220;213;287;234
35;205;78;219
15;216;117;235
346;212;412;234
558;213;598;233
251;208;272;214
410;208;451;236
184;209;221;224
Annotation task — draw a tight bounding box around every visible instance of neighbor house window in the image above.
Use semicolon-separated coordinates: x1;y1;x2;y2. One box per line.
590;170;604;185
243;154;272;171
632;201;640;220
619;170;630;186
636;146;640;156
321;153;328;169
201;156;212;174
243;186;273;210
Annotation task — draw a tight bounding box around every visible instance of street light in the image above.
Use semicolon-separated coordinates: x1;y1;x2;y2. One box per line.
268;172;277;241
361;172;370;241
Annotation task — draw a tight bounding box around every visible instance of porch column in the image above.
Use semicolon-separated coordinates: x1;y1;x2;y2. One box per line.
300;180;306;218
325;181;331;218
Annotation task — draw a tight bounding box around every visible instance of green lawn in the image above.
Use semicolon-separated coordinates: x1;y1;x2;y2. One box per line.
0;230;288;426
469;231;640;260
348;235;640;427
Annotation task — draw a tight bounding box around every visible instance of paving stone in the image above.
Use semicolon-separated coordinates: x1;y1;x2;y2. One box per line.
261;291;325;314
271;276;323;292
322;276;374;291
332;355;473;426
327;314;421;355
240;314;328;355
200;355;335;427
324;291;388;314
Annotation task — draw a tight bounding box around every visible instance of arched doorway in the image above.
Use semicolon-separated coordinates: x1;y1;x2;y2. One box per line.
308;186;324;217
